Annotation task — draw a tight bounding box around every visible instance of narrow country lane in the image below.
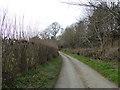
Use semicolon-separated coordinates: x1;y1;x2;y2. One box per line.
55;52;118;88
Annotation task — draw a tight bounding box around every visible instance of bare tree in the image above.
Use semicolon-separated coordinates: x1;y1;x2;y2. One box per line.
48;22;63;39
0;9;7;39
62;1;119;19
40;22;63;40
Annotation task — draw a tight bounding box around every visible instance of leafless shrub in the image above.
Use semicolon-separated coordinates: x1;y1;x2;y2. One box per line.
69;47;118;62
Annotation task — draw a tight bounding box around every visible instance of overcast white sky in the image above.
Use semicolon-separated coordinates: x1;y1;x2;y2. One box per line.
0;0;89;32
0;0;117;33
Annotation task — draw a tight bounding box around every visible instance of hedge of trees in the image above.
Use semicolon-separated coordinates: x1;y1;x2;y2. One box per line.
2;38;59;86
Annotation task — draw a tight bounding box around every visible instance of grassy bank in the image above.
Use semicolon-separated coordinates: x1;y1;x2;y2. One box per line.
62;51;118;86
10;56;62;88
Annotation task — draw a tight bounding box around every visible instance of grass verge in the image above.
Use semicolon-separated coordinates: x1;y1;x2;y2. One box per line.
62;51;118;86
12;56;62;88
